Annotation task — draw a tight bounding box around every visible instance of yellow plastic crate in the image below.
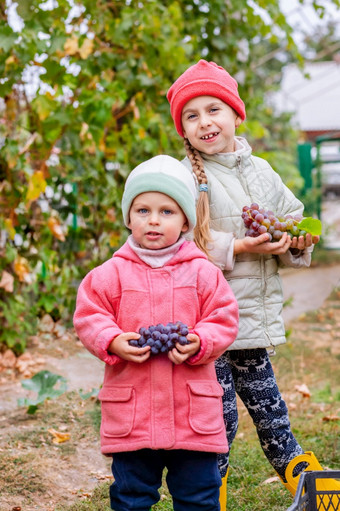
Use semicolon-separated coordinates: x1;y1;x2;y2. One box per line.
286;471;340;511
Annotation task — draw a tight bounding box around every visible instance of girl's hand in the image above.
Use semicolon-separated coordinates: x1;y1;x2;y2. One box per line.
108;332;151;363
168;333;200;365
290;233;320;250
235;232;292;255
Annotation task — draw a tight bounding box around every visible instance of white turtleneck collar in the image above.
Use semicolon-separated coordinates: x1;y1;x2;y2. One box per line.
127;235;185;268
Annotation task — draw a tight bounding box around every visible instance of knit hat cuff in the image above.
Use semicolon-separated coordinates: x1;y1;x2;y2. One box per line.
122;172;196;231
167;60;246;137
172;81;246;137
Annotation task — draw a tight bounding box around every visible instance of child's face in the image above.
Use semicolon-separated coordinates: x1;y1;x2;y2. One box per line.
181;96;241;154
128;192;189;250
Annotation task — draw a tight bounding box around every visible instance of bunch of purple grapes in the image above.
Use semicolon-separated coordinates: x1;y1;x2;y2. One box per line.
241;203;305;241
129;321;190;355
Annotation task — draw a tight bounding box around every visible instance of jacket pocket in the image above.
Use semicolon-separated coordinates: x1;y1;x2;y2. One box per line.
187;381;225;435
98;385;135;438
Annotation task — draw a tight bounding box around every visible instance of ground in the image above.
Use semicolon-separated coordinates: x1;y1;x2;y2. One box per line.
0;263;340;511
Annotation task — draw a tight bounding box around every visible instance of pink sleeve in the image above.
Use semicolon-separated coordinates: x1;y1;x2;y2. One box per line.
73;267;123;365
187;265;239;365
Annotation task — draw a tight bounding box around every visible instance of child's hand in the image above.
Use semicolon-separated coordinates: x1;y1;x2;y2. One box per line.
167;333;200;365
108;332;151;363
290;233;320;250
235;232;292;255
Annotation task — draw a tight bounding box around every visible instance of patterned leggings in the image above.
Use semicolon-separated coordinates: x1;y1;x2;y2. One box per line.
215;348;304;479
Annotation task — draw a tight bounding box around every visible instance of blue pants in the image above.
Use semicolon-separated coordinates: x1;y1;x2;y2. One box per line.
110;449;221;511
215;348;304;479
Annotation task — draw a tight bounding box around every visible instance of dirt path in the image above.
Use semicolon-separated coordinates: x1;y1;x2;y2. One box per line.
280;262;340;323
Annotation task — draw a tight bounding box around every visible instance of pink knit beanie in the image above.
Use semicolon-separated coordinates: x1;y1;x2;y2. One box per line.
167;59;246;137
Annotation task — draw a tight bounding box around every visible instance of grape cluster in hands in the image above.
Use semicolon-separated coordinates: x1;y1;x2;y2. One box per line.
242;203;305;242
129;321;190;355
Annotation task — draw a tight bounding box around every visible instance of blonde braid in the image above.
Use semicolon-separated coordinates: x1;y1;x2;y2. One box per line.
184;138;212;259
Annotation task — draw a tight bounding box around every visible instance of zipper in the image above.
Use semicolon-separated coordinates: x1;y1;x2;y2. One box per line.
235;155;252;198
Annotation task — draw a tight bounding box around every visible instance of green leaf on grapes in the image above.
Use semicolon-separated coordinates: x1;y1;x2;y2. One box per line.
297;217;322;236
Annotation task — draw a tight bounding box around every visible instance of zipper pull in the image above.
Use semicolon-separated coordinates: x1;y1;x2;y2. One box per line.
236;155;242;171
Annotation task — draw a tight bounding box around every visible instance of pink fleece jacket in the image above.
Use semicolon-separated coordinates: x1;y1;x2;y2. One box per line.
73;240;238;455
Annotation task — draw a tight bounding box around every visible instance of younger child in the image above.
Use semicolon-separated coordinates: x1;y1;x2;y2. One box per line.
166;60;330;503
73;154;239;511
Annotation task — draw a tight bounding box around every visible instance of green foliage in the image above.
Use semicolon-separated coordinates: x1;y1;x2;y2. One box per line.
0;284;38;353
18;370;68;414
1;0;339;348
297;217;322;236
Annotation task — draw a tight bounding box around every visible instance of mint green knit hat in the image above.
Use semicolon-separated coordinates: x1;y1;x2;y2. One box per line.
122;155;197;233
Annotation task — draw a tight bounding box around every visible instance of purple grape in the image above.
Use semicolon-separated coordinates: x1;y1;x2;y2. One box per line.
258;225;268;234
138;336;146;346
167;340;175;350
241;205;305;243
273;230;283;240
178;336;189;345
255;213;264;223
131;321;189;355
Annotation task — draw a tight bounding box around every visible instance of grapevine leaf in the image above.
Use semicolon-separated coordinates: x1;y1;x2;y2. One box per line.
297;218;322;236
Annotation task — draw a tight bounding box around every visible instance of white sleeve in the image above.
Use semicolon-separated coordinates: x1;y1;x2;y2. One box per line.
278;245;314;268
208;230;236;271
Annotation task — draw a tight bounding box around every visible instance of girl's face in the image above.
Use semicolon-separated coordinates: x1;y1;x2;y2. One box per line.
128;192;189;250
181;95;242;154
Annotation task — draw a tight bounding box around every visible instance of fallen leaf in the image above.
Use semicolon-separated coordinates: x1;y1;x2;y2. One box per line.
322;415;340;422
0;270;14;292
48;428;71;444
295;383;311;398
262;476;280;485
